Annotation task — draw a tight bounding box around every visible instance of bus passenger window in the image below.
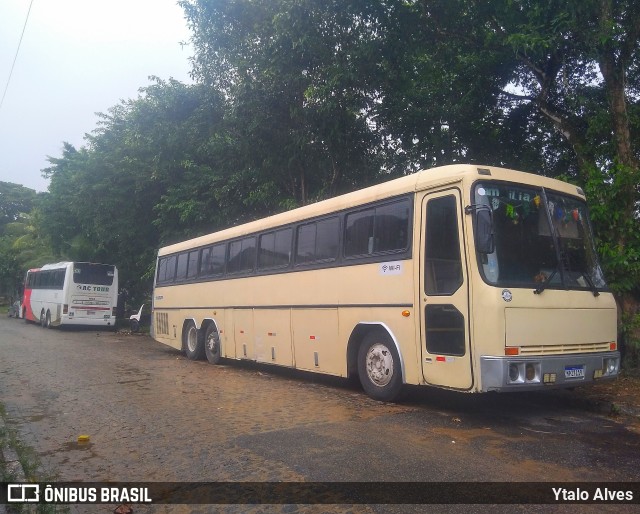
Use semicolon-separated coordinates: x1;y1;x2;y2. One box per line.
200;244;225;277
158;255;177;284
345;198;410;257
295;217;339;265
345;208;374;256
186;250;199;279
176;253;189;281
259;228;292;270
228;237;256;274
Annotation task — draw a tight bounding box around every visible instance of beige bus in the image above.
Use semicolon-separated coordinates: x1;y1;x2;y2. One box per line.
151;164;620;401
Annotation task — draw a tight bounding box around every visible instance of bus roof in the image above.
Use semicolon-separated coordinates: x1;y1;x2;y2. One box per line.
37;262;117;271
158;164;586;256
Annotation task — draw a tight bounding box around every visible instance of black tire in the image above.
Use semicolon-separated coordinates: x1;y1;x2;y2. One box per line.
130;319;140;333
204;324;222;365
357;331;403;402
183;320;205;360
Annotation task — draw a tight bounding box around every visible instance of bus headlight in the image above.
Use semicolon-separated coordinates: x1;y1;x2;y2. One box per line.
508;363;521;383
507;362;541;385
603;357;619;376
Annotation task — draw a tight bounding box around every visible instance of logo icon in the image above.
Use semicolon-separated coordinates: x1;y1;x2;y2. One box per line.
7;484;40;502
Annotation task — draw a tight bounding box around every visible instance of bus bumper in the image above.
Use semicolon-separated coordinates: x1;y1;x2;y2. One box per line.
479;352;621;392
62;315;116;327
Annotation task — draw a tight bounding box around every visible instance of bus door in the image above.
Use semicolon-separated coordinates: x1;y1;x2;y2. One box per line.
420;189;473;389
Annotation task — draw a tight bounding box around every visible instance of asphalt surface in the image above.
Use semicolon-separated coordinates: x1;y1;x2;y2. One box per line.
1;316;639;513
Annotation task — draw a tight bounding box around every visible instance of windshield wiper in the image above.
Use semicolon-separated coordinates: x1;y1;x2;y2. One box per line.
534;187;566;295
534;267;559;295
581;272;600;297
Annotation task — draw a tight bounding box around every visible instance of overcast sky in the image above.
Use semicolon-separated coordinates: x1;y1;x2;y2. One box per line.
0;0;193;192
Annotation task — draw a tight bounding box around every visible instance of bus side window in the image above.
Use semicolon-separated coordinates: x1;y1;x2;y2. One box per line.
259;228;292;270
345;198;410;257
200;243;225;277
157;255;177;284
176;253;189;282
186;250;199;279
345;208;374;256
295;217;339;265
227;237;256;274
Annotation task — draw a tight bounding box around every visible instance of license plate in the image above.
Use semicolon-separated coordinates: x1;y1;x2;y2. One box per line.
565;366;585;379
87;311;96;316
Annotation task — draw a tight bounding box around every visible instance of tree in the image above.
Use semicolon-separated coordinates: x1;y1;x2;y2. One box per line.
180;0;384;206
0;182;37;232
373;0;639;360
40;79;228;304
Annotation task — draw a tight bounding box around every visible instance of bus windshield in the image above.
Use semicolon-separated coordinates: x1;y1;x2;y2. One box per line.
473;182;607;292
73;263;116;286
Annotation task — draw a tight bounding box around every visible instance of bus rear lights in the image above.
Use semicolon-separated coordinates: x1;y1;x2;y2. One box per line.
543;373;557;384
610;342;617;351
63;304;69;314
507;362;541;385
505;347;519;356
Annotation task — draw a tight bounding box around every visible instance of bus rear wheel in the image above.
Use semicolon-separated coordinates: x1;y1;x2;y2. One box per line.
357;331;403;402
45;311;52;329
204;324;222;365
183;321;205;360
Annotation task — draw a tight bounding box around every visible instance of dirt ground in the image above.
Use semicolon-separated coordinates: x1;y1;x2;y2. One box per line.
575;370;640;426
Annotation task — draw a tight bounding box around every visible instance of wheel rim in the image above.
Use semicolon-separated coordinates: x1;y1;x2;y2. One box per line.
186;326;198;352
365;343;394;387
206;332;219;356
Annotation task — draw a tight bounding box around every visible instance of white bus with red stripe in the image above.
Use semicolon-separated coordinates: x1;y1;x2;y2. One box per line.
22;262;118;328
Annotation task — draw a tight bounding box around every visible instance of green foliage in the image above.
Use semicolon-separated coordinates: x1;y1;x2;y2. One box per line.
1;0;637;346
586;163;640;295
0;181;37;231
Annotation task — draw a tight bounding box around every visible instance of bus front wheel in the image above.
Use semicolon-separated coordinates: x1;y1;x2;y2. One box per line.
183;321;205;360
204;324;222;365
357;331;403;402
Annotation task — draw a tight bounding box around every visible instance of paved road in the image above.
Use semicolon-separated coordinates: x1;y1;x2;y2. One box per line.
1;316;639;513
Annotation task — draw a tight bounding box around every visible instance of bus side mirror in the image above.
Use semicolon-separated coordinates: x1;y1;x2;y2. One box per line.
476;209;495;254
